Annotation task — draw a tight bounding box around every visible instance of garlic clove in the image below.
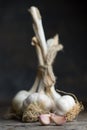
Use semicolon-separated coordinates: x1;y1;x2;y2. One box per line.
50;113;66;125
39;114;51;125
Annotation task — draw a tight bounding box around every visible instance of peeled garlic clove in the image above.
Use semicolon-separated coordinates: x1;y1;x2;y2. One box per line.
50;113;66;125
39;114;51;125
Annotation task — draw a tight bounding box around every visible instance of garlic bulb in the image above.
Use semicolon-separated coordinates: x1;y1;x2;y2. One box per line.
53;95;76;115
23;92;55;111
12;90;30;113
47;85;76;116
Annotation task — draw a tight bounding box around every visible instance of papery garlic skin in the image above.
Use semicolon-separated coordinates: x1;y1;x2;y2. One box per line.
12;90;30;113
55;95;76;115
23;92;55;111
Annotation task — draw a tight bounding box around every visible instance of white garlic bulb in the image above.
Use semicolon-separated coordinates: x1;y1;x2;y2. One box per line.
53;95;75;115
47;86;76;116
12;90;30;113
23;92;55;111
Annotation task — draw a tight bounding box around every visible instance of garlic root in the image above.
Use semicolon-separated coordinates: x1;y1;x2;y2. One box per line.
65;101;84;121
22;102;49;122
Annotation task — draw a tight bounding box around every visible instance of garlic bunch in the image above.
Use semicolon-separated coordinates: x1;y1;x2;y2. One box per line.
11;6;83;123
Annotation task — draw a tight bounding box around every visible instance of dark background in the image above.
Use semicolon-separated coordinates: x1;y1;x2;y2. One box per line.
0;0;87;103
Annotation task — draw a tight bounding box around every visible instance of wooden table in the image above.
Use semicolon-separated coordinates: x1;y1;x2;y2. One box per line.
0;103;87;130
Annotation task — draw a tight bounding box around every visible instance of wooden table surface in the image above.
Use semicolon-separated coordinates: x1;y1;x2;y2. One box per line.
0;103;87;130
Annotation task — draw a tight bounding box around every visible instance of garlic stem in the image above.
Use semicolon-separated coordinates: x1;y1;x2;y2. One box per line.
29;6;47;58
30;36;45;93
31;37;44;66
50;86;61;99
